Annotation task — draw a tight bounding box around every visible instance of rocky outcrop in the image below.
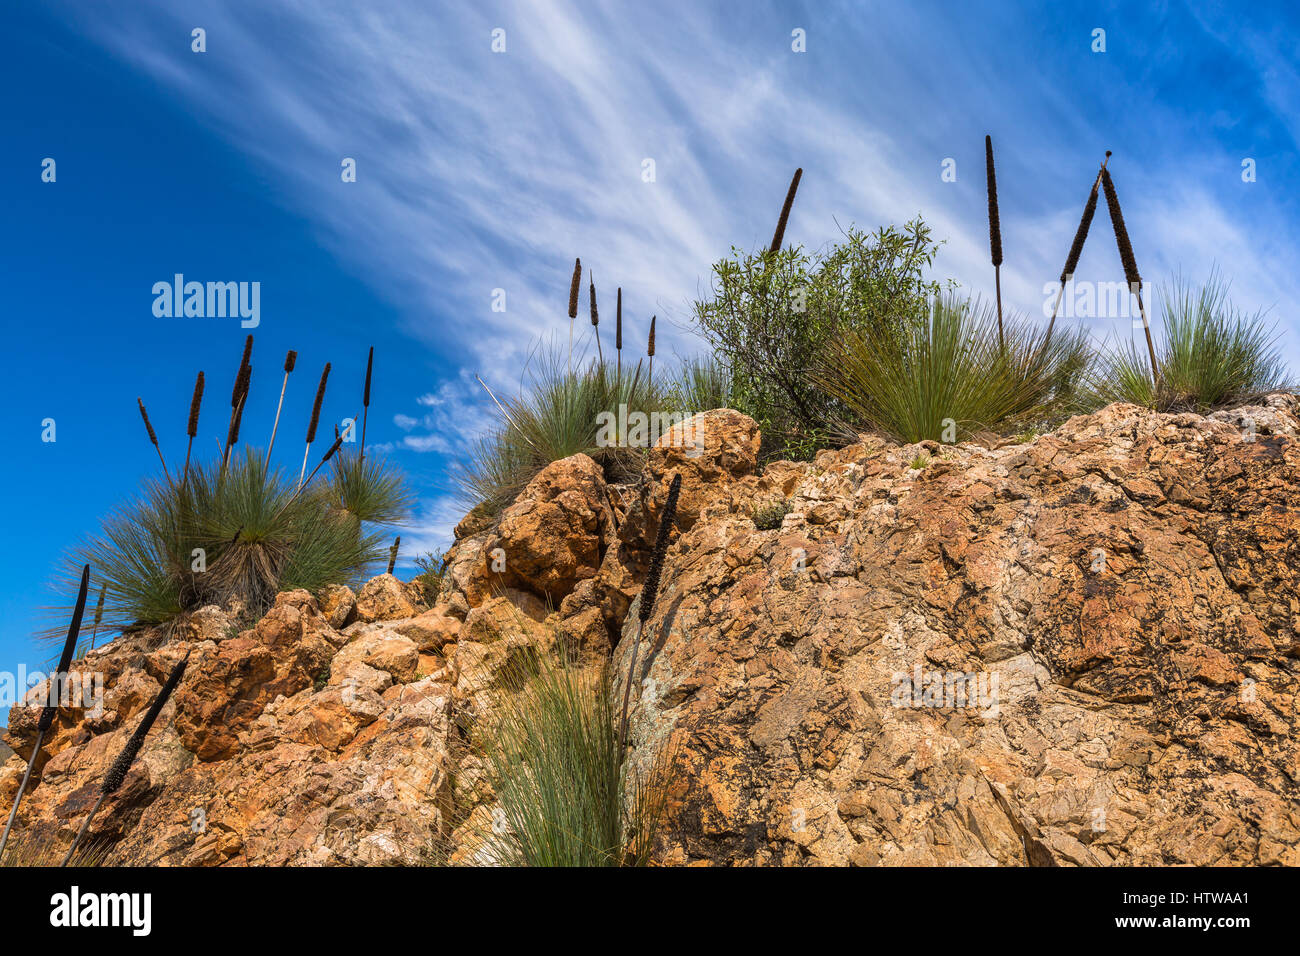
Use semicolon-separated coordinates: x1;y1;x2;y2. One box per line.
5;398;1300;866
616;397;1300;865
1;587;462;865
486;453;614;603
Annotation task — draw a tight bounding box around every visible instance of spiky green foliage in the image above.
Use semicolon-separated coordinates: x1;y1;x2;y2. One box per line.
456;339;668;512
54;448;408;640
477;658;666;867
820;294;1092;444
330;448;413;525
413;550;448;604
1085;275;1288;411
667;354;735;415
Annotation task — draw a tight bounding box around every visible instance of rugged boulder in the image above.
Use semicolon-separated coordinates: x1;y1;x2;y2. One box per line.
485;453;614;603
617;398;1300;865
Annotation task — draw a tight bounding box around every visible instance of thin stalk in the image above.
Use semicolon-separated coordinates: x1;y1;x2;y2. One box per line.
221;388;248;476
60;792;105;867
269;373;290;459
90;583;105;651
617;473;680;755
985;136;1004;350
361;346;374;462
267;350;296;461
300;362;331;488
1102;166;1160;387
137;398;172;485
994;268;1003;350
590;275;603;364
1046;152;1109;340
183;370;204;488
278;433;345;521
0;728;45;862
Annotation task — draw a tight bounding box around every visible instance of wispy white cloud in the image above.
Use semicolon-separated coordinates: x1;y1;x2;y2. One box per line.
61;0;1300;490
398;494;470;564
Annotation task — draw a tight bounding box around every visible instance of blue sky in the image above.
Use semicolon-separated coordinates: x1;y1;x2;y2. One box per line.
2;0;1298;699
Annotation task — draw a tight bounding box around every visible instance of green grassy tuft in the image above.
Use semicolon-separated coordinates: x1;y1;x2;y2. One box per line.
52;447;408;641
476;657;667;867
821;294;1092;444
1085;274;1288;411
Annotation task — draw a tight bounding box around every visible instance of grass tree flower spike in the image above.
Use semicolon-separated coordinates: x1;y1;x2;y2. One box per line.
567;257;581;376
1102;164;1160;387
618;472;681;755
300;362;331;487
61;651;190;866
770;167;803;254
985;136;1004;348
360;346;374;460
137;398;171;483
267;349;297;461
183;370;204;486
0;564;90;862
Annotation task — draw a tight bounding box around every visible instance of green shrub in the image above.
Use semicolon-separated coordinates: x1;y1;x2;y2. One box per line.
1085;274;1288;411
820;294;1092;444
477;658;666;866
693;218;946;459
413;550;448;604
752;500;792;530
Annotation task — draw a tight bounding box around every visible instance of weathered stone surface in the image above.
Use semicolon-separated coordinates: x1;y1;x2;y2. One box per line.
318;585;358;630
330;629;420;684
646;408;761;532
485;454;613;604
7;398;1300;867
354;574;417;623
393;606;461;651
441;533;494;616
617;398;1300;866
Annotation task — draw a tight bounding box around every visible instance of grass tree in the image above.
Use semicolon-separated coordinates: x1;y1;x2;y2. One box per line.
820;293;1091;444
1085;273;1287;411
49;342;409;643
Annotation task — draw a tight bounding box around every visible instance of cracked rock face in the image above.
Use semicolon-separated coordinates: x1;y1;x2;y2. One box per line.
6;398;1299;866
616;398;1300;866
